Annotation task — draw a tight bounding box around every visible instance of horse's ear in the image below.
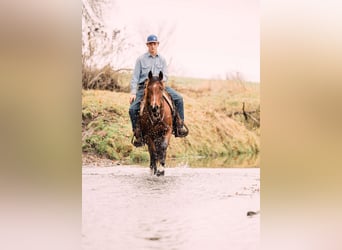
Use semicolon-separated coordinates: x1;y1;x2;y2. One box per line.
159;71;163;81
148;71;153;80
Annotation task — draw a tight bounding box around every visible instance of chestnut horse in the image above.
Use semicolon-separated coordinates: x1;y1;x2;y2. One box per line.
139;71;173;176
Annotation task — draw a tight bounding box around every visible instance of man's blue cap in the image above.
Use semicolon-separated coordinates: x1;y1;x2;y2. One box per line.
146;34;159;44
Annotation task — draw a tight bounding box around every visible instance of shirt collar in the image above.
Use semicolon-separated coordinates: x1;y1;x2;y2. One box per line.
148;52;159;58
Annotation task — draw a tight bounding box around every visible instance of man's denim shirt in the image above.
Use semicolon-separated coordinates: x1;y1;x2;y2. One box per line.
130;52;168;95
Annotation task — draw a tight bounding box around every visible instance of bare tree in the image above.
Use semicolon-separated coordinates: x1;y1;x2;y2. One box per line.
82;0;133;90
82;0;131;69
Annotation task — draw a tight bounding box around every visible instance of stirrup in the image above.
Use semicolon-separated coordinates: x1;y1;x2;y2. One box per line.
131;134;144;147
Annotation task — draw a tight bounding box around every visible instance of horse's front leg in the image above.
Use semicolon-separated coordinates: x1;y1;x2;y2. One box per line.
147;140;157;175
159;140;168;166
150;153;158;176
157;131;172;176
156;140;166;176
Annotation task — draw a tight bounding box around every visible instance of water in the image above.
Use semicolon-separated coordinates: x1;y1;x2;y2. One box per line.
82;166;260;250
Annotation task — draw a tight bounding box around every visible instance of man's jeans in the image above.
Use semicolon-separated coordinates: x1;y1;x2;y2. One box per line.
129;85;184;131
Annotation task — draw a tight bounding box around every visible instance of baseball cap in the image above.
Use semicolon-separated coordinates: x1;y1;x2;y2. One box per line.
146;34;159;44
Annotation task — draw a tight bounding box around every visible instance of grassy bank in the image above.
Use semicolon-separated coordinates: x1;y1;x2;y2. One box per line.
82;76;260;165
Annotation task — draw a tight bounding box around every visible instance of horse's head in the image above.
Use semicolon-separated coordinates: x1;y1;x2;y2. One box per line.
146;71;164;121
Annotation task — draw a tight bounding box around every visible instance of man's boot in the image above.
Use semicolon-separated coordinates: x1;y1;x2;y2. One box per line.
133;126;144;147
174;114;189;138
176;123;188;137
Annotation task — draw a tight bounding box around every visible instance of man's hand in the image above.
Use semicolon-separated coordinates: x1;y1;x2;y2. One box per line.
129;94;136;104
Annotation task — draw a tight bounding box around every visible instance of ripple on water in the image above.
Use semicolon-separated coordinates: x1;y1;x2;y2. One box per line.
82;166;260;250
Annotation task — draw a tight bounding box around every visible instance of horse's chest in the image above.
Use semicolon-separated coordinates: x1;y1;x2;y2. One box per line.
141;120;165;137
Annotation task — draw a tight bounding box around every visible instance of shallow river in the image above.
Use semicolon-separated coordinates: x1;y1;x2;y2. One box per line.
82;166;260;250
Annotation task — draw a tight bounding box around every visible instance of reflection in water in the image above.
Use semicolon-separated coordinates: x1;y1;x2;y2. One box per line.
124;153;260;168
82;167;260;250
170;153;260;168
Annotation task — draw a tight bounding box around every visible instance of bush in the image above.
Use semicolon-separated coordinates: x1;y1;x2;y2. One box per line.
82;64;131;92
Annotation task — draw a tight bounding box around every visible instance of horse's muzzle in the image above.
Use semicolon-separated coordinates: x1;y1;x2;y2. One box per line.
150;105;161;120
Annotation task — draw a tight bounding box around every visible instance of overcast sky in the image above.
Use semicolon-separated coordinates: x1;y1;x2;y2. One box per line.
104;0;259;82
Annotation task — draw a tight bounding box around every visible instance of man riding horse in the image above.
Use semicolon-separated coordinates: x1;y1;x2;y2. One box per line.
129;34;188;147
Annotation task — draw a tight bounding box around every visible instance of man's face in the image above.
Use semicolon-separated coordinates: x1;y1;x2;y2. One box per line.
147;42;159;56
